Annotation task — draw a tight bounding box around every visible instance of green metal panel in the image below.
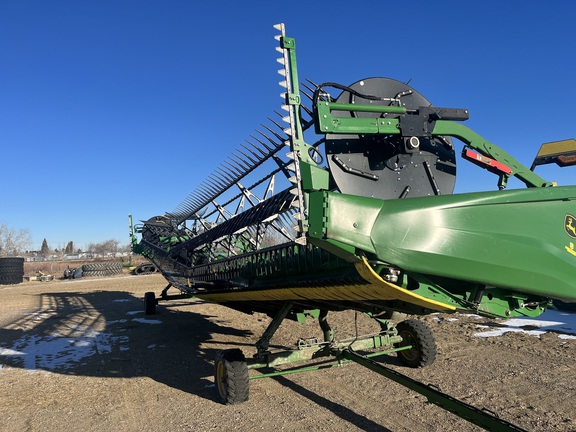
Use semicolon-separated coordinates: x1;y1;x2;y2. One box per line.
316;187;576;302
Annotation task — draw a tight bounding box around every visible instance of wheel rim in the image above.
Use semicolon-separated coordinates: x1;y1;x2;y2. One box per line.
398;330;420;362
216;361;227;399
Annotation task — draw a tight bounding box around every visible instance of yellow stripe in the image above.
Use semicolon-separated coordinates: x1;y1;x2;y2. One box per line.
197;257;455;312
354;256;456;311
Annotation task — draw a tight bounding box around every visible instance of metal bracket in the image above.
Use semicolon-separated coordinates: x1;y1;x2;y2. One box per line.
399;106;469;137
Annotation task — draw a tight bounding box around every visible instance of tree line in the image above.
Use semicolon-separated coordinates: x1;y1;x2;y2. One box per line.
0;222;129;257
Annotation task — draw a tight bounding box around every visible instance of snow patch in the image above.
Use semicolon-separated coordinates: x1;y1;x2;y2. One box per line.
474;309;576;339
132;318;162;325
0;331;129;371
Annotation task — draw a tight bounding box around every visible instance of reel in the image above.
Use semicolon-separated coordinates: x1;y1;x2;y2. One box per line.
324;77;457;199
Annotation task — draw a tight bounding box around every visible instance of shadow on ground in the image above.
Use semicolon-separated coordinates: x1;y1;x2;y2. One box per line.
0;286;399;431
0;289;253;402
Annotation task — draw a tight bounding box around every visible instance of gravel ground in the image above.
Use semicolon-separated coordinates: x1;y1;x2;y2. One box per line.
1;273;575;432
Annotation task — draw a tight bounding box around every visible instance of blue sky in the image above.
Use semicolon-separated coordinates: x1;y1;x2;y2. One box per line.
1;1;575;251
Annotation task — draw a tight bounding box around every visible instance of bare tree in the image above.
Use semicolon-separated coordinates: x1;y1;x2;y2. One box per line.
0;223;32;257
86;239;120;256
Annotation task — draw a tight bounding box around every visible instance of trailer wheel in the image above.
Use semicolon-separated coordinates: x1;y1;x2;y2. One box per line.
394;319;437;368
144;291;156;315
214;348;249;405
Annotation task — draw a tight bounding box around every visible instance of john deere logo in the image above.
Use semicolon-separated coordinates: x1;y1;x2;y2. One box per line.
565;214;576;238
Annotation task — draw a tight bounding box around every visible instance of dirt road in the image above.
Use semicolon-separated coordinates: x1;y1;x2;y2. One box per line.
1;274;575;432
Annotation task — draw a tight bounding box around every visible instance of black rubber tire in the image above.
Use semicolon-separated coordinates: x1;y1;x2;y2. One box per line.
214;349;249;405
134;262;158;275
144;291;156;315
394;319;437;368
0;257;24;285
82;262;122;277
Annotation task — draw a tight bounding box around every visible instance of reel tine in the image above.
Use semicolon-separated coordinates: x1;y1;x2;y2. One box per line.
300;81;316;98
274;110;291;125
212;171;231;188
262;124;286;144
209;171;227;186
198;183;216;200
224;160;244;177
305;78;320;88
245;139;268;157
300;89;313;104
300;103;313;118
256;128;282;149
215;166;233;180
237;147;258;165
231;152;251;168
208;174;226;189
208;170;225;182
251;133;274;152
267;116;288;134
199;181;216;197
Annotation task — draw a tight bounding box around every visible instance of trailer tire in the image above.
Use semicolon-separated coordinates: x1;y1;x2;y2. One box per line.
144;291;156;315
214;349;249;405
394;319;437;368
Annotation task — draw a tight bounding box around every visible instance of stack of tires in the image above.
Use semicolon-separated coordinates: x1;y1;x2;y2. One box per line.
81;261;123;277
0;257;25;285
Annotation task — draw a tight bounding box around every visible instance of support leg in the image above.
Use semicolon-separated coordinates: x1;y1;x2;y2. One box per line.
255;302;294;356
318;309;334;343
160;283;172;299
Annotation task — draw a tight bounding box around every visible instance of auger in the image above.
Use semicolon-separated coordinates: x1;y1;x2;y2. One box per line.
130;23;576;430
